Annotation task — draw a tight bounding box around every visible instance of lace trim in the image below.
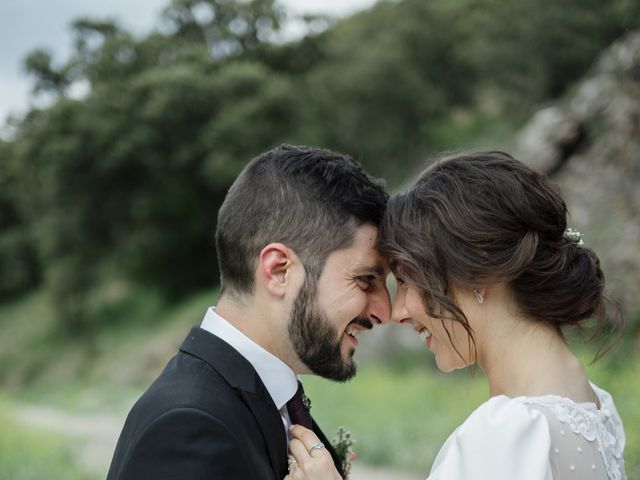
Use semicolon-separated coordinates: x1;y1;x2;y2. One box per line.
521;396;624;480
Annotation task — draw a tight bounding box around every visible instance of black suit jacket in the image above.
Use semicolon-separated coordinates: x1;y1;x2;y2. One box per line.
107;326;344;479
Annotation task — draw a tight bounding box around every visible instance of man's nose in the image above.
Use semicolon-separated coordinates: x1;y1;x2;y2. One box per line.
365;285;392;324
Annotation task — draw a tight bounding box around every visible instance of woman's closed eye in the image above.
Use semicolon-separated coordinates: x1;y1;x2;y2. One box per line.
395;276;408;289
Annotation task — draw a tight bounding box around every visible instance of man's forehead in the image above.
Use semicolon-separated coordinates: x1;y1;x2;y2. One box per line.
325;223;386;270
347;249;387;276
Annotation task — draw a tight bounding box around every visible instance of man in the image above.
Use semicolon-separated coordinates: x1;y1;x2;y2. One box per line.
107;144;391;479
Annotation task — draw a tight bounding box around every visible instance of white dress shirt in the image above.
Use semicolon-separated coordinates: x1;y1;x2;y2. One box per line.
201;307;299;440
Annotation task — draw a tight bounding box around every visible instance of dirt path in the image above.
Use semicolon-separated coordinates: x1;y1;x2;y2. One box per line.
13;404;124;477
12;404;422;480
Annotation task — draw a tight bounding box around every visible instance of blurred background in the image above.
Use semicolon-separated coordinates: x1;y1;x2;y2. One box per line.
1;0;639;478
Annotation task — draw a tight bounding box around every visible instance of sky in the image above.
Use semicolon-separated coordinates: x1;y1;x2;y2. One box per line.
0;0;377;127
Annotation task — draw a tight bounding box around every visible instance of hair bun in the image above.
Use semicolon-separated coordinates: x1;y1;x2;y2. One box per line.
513;242;604;327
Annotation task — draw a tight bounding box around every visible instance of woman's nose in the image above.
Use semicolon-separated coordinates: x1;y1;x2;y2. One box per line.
390;290;410;324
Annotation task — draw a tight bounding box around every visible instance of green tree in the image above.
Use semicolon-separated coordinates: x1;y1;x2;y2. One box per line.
160;0;284;59
9;1;301;333
463;0;640;108
0;140;40;299
301;0;476;184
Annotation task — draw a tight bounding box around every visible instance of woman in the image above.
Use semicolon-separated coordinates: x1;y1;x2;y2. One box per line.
284;151;627;480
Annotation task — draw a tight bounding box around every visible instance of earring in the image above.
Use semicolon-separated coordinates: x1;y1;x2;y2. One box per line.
473;289;484;304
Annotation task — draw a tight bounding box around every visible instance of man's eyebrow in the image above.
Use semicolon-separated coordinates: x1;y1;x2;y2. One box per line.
355;265;385;277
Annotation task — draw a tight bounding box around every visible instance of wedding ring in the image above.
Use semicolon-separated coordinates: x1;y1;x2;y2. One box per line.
308;442;325;454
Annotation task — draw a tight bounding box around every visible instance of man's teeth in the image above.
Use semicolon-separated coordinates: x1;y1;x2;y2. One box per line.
346;326;360;337
419;329;432;342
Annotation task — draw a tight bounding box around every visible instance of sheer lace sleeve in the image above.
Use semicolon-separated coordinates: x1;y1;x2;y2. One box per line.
427;396;554;480
522;384;626;480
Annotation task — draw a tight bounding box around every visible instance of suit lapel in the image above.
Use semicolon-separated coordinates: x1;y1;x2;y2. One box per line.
180;327;342;479
180;327;288;478
239;390;288;478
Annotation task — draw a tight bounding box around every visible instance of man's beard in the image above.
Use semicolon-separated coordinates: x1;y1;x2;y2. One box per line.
288;275;370;382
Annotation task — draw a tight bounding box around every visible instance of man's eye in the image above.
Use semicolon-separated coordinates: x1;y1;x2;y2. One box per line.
355;276;375;290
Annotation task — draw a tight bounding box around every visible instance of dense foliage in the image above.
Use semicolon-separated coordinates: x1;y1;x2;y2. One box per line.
1;0;639;332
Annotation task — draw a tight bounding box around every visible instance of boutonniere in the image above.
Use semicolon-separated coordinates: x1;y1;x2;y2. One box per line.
331;426;356;479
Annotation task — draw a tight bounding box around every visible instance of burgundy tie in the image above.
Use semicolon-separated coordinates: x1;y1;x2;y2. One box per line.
287;381;313;430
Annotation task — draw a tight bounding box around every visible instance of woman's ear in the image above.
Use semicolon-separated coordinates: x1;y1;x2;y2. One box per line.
258;243;295;297
472;288;486;305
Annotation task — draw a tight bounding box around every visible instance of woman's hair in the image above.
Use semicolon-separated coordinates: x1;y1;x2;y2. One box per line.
380;150;622;358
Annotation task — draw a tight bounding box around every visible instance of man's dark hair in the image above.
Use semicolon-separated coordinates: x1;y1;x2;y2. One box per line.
215;144;388;296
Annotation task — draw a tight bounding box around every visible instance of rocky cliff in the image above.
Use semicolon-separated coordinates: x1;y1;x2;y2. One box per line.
516;31;640;331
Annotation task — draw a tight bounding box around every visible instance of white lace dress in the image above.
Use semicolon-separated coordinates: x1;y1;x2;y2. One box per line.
427;383;626;480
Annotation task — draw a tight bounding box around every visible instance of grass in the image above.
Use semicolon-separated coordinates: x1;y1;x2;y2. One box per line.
0;288;215;412
304;355;487;473
0;398;90;480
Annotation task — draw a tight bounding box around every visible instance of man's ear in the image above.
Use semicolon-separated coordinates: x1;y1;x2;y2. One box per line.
258;243;296;297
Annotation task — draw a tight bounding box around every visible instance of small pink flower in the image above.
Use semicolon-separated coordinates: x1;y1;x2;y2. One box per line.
332;427;356;479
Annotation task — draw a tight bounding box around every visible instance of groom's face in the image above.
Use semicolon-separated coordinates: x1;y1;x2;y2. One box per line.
288;224;391;381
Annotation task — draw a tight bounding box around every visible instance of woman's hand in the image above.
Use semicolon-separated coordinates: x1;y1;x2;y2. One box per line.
283;425;343;480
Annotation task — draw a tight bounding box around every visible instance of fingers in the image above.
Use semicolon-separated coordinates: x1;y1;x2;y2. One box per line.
288;438;309;463
290;424;324;450
289;425;329;464
286;450;302;480
288;426;340;480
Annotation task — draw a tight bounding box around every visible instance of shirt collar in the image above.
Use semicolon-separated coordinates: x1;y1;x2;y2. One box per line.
201;307;298;410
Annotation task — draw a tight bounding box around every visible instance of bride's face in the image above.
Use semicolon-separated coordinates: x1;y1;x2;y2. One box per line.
391;280;476;372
